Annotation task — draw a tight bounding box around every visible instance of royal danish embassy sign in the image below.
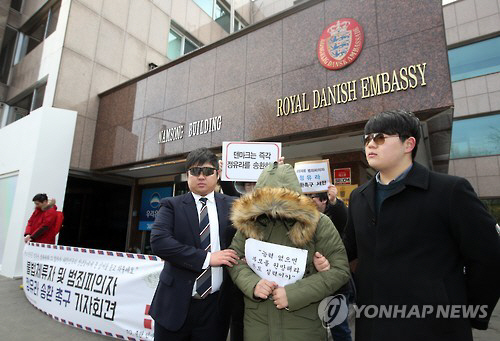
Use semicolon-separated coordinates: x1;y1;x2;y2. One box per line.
318;18;364;70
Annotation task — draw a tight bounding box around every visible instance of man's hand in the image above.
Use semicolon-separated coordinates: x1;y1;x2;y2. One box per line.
313;251;330;272
254;279;277;299
278;157;285;165
24;235;31;243
273;287;288;309
327;185;338;205
210;249;239;267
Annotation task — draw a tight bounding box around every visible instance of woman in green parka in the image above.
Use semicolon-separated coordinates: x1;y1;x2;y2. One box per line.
228;162;350;341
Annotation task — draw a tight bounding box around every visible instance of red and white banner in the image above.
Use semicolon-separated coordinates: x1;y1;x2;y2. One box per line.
23;243;163;340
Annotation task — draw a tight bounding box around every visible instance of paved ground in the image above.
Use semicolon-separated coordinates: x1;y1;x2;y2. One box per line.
472;303;500;341
0;276;109;341
1;275;499;340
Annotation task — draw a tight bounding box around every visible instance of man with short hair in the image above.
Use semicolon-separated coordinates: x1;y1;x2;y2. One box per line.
309;185;348;235
344;110;500;341
24;193;59;244
149;147;239;341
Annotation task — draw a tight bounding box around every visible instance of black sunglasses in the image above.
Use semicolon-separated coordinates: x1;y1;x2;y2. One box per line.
364;133;400;146
188;167;217;177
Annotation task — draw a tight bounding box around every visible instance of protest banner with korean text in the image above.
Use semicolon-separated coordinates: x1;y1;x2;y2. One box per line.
245;238;308;287
294;160;332;193
23;243;163;341
221;141;281;181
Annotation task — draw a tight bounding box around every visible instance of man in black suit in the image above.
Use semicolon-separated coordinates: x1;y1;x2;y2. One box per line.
343;110;500;341
149;147;239;341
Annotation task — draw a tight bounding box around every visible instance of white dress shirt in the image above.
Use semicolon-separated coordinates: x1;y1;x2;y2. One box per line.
191;191;223;295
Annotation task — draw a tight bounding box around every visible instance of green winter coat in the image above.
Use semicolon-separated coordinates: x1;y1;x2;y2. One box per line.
228;163;350;341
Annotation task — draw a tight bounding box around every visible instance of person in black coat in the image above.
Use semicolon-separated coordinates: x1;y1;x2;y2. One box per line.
149;148;239;341
343;110;500;341
219;180;247;341
309;185;353;341
309;185;348;235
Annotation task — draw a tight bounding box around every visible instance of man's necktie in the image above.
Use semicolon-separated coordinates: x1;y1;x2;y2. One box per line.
195;197;212;298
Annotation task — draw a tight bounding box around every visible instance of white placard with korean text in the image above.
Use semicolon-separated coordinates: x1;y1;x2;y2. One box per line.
221;141;282;181
294;159;332;193
23;243;164;341
245;238;308;287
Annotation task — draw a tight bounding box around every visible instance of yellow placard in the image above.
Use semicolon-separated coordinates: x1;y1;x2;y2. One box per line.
336;184;358;206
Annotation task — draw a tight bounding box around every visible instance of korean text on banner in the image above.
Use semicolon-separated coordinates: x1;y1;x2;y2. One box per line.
245;238;308;287
221;141;281;181
294;159;332;193
23;243;164;341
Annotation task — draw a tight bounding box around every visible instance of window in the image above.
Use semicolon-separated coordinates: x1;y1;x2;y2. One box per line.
24;19;47;55
193;0;246;34
234;18;244;33
10;0;22;12
167;29;182;60
448;36;500;81
32;83;45;110
4;83;46;126
214;1;230;33
0;26;18;84
193;0;214;17
184;39;197;55
16;2;60;62
450;114;500;159
167;27;200;60
46;2;60;37
7;94;31;125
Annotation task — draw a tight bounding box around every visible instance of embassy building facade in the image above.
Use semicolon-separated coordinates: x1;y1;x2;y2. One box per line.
92;0;454;259
1;0;497;277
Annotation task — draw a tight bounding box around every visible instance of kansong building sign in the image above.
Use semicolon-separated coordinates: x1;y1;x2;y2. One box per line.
158;115;222;144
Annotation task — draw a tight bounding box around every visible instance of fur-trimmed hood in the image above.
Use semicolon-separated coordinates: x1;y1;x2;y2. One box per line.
40;198;56;211
230;163;320;247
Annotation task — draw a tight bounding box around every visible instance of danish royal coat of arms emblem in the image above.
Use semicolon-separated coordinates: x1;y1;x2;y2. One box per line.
317;18;364;70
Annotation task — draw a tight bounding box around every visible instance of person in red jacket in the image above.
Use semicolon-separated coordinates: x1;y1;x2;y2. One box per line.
24;193;59;244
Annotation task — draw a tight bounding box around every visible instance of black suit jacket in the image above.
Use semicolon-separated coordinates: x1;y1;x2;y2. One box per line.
343;162;500;341
149;192;235;333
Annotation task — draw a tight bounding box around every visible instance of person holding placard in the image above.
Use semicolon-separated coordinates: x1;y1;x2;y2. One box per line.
220;156;331;341
343;110;500;341
228;162;350;341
